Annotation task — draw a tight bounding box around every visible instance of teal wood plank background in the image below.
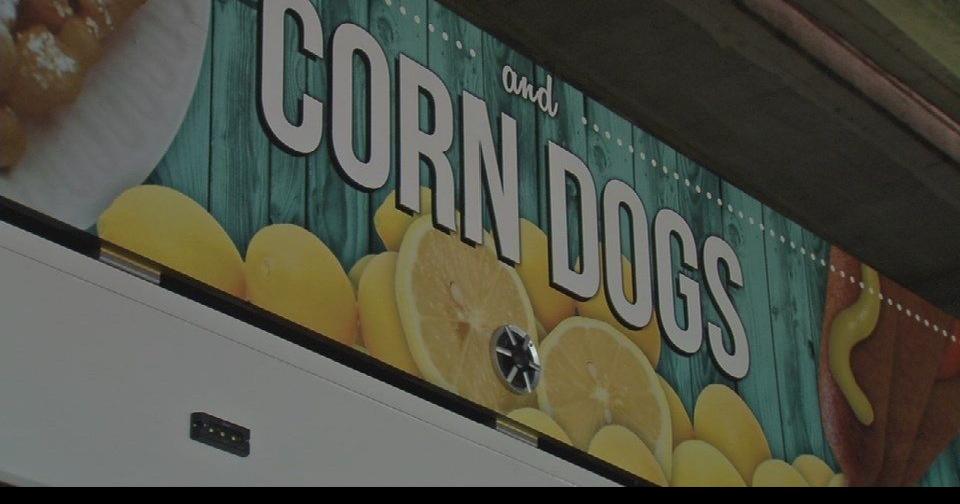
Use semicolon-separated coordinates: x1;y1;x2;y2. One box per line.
678;154;734;397
427;2;483;213
307;0;370;268
482;35;538;226
139;0;959;485
536;69;586;259
633;132;693;410
368;0;428;252
921;440;960;487
146;29;212;208
801;226;832;465
764;209;826;463
721;182;786;460
586;99;633;258
268;10;308;228
209;0;270;254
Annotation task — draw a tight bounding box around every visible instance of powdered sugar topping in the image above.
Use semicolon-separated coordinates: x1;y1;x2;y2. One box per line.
25;30;79;89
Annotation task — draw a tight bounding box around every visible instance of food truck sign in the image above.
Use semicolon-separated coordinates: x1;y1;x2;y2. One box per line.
1;0;959;487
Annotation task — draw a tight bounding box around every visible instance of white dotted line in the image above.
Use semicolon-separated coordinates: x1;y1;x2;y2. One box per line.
628;148;959;343
383;0;957;344
384;0;479;59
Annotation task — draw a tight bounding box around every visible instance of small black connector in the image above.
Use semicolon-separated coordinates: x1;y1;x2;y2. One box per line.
190;412;250;458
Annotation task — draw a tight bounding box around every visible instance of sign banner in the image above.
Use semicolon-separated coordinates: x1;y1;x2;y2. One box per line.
1;0;958;486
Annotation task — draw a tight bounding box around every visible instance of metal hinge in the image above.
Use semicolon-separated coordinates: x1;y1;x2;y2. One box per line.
495;417;539;447
98;244;162;284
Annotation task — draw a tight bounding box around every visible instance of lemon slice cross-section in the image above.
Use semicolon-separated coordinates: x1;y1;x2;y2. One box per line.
537;316;672;476
395;215;538;413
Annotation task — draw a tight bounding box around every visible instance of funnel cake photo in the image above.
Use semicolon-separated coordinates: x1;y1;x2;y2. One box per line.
0;0;146;171
0;0;209;230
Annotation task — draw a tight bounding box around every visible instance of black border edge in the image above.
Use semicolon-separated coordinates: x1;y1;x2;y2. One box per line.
0;196;100;259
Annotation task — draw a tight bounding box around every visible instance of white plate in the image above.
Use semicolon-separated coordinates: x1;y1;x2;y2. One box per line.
0;0;210;230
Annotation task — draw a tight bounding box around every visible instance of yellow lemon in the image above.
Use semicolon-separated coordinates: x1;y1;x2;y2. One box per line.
588;425;669;486
245;224;358;346
358;252;420;377
374;187;433;251
659;376;694;447
395;215;537;413
349;255;375;292
506;408;571;445
98;185;245;298
792;454;835;487
827;473;847;487
694;384;771;482
537;316;672;476
671;440;746;487
752;459;810;487
516;219;576;332
575;255;661;367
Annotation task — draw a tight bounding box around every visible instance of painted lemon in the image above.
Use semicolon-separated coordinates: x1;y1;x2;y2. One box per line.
374;187;433;251
672;440;746;487
792;454;834;487
659;376;694;447
828;473;847;487
516;219;576;332
506;408;571;445
395;215;537;413
537;316;672;476
588;425;669;486
752;459;810;487
349;254;375;292
576;255;661;367
245;224;358;346
98;185;245;298
694;384;772;482
358;252;420;377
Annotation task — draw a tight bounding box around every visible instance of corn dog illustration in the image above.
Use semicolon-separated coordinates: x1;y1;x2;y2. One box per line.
818;247;898;486
900;319;960;486
874;287;952;485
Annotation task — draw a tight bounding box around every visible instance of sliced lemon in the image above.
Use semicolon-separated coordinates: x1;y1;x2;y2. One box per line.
576;255;662;366
537;316;672;476
395;215;537;413
588;425;669;486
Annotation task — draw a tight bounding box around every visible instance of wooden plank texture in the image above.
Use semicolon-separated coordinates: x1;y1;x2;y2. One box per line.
209;0;271;253
267;9;309;228
720;182;786;460
536;72;586;264
633;131;693;410
147;23;212;209
763;209;826;462
306;0;371;267
368;0;428;253
481;34;538;226
427;2;483;213
677;154;734;399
